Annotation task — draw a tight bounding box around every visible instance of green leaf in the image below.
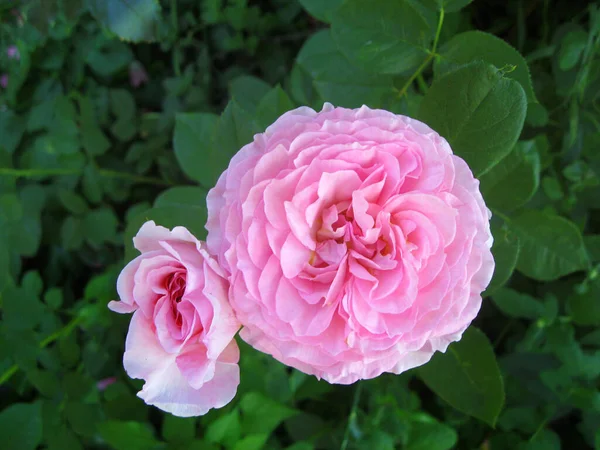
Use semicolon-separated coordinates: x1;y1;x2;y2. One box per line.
480;140;541;212
256;86;295;130
436;31;536;103
205;409;241;448
331;0;430;75
585;235;600;262
418;62;527;176
79;96;111;156
83;208;118;247
230;76;272;113
567;279;600;326
296;30;395;108
298;0;343;22
0;402;43;450
233;434;269;450
44;287;63;310
0;110;26;154
61;216;85;250
558;29;587;71
484;222;520;296
405;415;457;450
212;101;260;183
173;113;219;186
162;415;196;443
509;210;589;281
124;203;208;263
98;420;163;450
110;89;137;141
422;0;473;13
492;288;546;320
3;281;45;332
57;189;89;215
86;0;161;42
240;392;298;435
417;327;504;427
154;187;207;209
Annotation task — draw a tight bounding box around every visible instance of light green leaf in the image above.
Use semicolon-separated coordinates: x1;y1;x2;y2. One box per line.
98;420;164;450
296;30;395;108
480;140;541;212
436;30;536;102
86;0;161;42
484;221;520;296
418;62;527;176
297;0;344;22
256;86;295;130
233;434;269;450
331;0;430;74
173;113;219;186
510;210;589;281
0;402;42;450
206;409;241;448
492;288;547;320
240;392;298;435
417;327;504;427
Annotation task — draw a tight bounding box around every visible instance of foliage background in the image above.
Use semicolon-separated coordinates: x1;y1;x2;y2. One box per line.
1;0;599;449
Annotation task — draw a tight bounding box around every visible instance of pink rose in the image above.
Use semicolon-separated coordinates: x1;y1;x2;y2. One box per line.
206;104;494;384
109;221;241;416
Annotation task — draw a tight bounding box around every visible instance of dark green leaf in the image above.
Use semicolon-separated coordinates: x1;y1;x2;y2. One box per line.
331;0;430;75
422;0;473;13
417;327;504;427
485;222;520;296
418;62;527;176
558;29;587;71
256;86;295;130
83;208;118;247
492;288;546;320
0;402;42;450
173;113;219;186
436;31;536;102
162;415;196;443
86;0;161;42
296;30;395;108
567;279;600;326
297;0;344;22
230;76;272;113
0;110;26;154
406;415;457;450
480;140;540;212
510;210;589;281
205;409;241;448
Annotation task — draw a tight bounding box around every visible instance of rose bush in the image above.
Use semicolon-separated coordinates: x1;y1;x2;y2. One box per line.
207;104;495;384
109;221;240;416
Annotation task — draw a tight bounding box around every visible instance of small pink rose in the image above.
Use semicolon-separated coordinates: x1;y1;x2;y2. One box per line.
129;61;148;88
7;46;19;60
0;74;8;89
206;103;494;384
109;221;241;417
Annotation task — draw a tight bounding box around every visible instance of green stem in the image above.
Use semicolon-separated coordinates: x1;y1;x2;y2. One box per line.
0;316;83;386
490;207;512;223
0;167;173;187
340;383;363;450
396;8;445;98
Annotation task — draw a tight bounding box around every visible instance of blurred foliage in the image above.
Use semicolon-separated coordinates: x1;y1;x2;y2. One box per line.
0;0;599;449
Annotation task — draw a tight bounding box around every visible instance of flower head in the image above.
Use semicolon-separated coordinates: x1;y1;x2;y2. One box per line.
109;221;241;416
206;104;494;384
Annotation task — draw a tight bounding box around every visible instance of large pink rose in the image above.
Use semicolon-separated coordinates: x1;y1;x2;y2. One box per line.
206;104;494;384
109;221;241;416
